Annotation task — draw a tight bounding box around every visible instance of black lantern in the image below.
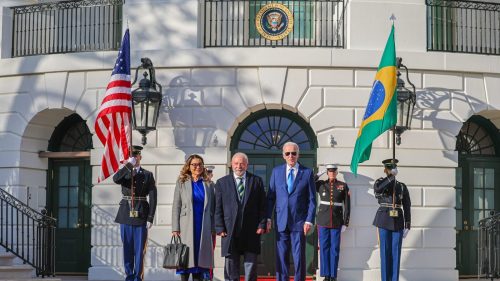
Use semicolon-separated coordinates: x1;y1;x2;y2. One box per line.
131;58;162;145
394;57;416;145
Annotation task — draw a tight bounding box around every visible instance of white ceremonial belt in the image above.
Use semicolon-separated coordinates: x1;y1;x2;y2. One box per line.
379;203;401;208
123;196;148;201
319;201;343;206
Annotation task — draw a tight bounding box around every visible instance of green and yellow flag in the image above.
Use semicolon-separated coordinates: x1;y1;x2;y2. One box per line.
350;25;397;175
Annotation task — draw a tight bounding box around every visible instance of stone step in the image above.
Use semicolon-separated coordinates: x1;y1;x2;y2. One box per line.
0;279;60;281
0;253;15;266
0;264;34;279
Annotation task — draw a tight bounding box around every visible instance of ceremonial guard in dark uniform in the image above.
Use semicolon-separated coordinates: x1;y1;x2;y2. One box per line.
372;159;411;281
315;164;351;281
113;145;157;281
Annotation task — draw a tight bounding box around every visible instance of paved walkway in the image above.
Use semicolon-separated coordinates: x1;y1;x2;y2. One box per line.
55;276;497;281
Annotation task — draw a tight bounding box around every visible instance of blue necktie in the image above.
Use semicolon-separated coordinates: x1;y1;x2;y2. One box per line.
287;168;295;194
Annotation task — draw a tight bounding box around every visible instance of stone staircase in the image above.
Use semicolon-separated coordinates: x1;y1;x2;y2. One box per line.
0;252;59;281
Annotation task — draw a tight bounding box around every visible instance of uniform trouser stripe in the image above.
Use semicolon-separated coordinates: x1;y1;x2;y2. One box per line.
318;226;341;278
120;224;148;281
378;228;403;281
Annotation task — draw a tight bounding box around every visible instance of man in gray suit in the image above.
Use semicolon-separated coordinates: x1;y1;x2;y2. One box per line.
215;152;267;281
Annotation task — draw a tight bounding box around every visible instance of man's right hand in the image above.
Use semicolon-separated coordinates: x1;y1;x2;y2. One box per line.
217;232;227;237
266;220;272;233
127;157;137;166
172;231;180;237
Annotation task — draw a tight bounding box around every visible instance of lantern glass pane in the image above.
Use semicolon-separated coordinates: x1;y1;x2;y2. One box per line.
147;100;159;128
134;101;147;128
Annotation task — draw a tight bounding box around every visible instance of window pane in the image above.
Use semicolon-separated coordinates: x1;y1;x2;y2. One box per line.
253;165;267;184
456;167;462;188
456;210;462;230
485;190;494;209
58;208;67;228
474;189;483;209
485;168;494;189
68;208;78;229
69;166;79;186
69;187;78;207
59;167;68;186
59;187;68;207
474;210;484;226
456;188;462;209
474;168;484;188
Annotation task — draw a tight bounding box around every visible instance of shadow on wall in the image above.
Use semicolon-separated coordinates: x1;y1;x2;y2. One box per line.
417;87;492;161
162;76;217;157
91;205;178;280
339;171;380;279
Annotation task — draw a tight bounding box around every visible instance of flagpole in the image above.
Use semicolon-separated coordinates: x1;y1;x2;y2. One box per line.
392;127;396;162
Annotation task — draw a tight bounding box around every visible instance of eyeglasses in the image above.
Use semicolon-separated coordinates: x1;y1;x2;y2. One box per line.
284;151;298;156
190;163;203;167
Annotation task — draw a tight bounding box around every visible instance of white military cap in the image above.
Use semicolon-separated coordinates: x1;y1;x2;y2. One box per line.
325;164;338;170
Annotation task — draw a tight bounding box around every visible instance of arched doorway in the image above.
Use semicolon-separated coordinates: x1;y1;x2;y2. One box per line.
230;109;318;278
46;113;93;274
455;115;500;276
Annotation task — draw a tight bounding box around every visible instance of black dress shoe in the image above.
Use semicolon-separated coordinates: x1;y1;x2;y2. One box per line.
322;277;330;281
330;278;337;281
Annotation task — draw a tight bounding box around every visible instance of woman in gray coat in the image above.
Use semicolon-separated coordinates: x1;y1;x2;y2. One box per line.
172;154;215;281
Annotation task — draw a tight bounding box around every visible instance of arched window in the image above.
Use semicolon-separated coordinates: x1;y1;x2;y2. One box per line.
456;116;499;156
48;114;93;152
232;110;316;151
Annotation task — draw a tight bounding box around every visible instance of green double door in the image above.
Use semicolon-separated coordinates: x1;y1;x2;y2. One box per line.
49;159;92;274
246;154;318;278
456;157;500;276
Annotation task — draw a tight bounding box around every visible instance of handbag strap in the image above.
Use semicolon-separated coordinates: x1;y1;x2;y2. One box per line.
171;235;182;244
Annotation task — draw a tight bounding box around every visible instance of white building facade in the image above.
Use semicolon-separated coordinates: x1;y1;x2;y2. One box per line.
1;0;499;281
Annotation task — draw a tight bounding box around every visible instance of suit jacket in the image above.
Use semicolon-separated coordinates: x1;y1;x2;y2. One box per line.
113;163;157;226
267;163;316;232
215;172;267;256
171;178;215;269
372;175;411;231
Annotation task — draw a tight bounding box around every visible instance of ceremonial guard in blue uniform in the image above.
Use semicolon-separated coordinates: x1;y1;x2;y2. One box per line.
314;164;351;281
113;146;157;281
373;159;411;281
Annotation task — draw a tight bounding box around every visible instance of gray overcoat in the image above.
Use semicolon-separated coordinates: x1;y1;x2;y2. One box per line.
171;178;215;269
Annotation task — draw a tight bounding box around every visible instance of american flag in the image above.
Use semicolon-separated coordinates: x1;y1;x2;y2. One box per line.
94;29;132;182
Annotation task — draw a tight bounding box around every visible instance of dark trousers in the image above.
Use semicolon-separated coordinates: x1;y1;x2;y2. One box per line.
224;252;258;281
180;273;203;281
120;224;148;281
318;226;341;278
378;228;403;281
275;229;306;281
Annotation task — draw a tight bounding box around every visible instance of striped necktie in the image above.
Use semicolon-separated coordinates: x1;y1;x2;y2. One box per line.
237;177;244;201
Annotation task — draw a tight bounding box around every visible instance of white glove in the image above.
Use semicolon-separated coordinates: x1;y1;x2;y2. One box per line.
391;168;399;176
403;228;410;238
316;169;326;177
341;225;347;233
127;157;137;166
147;221;153;229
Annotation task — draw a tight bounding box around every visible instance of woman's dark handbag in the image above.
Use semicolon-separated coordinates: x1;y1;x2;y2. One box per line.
163;235;189;269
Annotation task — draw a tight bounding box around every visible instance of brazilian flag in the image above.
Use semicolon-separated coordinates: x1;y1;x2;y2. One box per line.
350;25;397;175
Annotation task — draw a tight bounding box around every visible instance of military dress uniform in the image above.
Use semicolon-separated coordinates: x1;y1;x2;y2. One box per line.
372;159;411;281
113;146;157;281
315;164;351;281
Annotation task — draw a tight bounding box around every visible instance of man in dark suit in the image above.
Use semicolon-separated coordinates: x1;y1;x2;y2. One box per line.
373;158;411;281
215;152;267;281
113;145;157;281
266;142;316;281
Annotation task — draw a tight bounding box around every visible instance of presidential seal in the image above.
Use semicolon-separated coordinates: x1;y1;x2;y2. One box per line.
255;3;294;41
